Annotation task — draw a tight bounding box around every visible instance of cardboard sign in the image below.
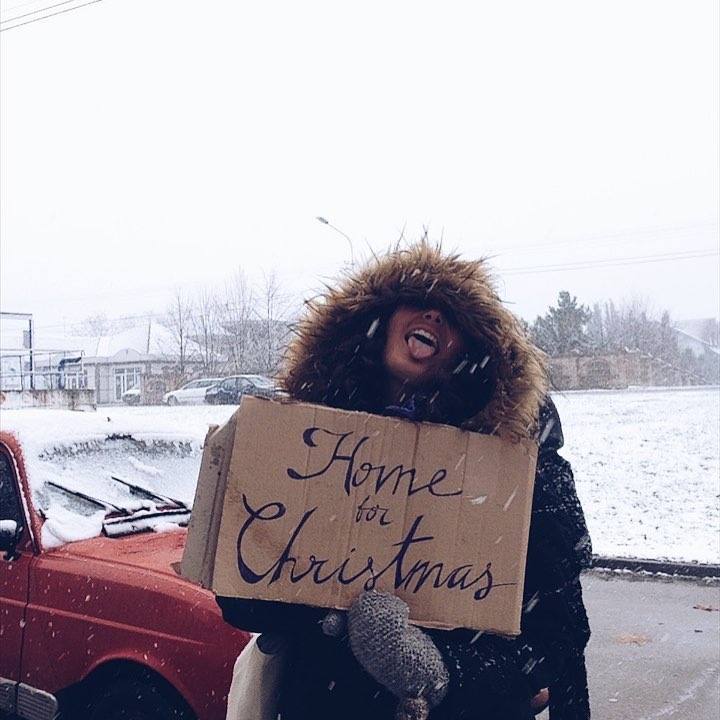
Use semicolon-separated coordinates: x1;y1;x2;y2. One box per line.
181;396;537;634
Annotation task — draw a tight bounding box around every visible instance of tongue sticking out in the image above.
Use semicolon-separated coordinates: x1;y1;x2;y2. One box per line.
407;334;437;360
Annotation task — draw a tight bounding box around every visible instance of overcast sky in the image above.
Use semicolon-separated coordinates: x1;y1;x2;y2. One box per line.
1;0;718;345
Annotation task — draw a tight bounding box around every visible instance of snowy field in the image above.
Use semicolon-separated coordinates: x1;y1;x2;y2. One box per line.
553;387;720;565
2;387;718;563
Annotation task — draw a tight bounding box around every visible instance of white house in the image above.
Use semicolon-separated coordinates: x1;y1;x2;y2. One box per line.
1;320;198;405
673;318;720;359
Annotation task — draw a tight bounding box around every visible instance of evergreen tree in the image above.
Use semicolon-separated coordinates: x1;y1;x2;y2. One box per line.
531;291;592;356
586;303;606;352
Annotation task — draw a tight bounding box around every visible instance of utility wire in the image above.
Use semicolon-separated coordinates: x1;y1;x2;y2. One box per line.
0;0;103;31
500;249;718;275
7;247;716;332
1;0;85;24
484;221;718;257
0;0;56;14
29;312;160;333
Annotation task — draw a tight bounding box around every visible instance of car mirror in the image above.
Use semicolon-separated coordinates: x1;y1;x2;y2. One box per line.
0;519;21;560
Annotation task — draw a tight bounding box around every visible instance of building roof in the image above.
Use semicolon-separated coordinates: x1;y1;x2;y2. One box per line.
674;327;720;356
674;318;718;347
22;320;183;362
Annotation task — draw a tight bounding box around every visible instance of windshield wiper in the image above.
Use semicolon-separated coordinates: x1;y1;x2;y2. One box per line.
110;475;187;510
45;478;191;539
101;475;191;538
46;481;126;513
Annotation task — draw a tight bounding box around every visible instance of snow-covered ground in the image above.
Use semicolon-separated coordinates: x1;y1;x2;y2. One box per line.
553;387;720;565
2;387;718;563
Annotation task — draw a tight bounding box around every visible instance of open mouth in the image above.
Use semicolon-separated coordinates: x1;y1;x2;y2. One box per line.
405;328;439;360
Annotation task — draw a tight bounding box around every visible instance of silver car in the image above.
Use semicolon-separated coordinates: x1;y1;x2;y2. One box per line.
163;378;223;405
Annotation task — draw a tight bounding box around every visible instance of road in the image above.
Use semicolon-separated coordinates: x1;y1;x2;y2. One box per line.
2;571;717;720
540;572;720;720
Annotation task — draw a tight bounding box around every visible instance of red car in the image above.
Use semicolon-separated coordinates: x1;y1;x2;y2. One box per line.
0;429;250;720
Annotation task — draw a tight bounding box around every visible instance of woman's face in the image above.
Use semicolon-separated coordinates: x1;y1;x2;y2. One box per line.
383;305;465;387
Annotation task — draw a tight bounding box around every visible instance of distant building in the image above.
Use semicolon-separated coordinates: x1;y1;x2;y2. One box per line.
3;320;201;405
672;318;719;359
62;322;202;404
673;318;719;349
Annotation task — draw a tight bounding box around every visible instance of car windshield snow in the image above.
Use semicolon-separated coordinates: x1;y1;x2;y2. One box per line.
32;436;203;546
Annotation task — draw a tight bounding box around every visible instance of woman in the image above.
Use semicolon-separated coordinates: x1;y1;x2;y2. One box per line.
219;242;592;719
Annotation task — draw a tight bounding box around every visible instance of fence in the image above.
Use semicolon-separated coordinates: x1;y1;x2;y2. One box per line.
0;349;86;393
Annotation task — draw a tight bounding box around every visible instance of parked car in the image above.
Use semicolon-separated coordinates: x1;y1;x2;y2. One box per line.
121;387;142;405
0;425;250;720
204;375;278;405
163;378;223;406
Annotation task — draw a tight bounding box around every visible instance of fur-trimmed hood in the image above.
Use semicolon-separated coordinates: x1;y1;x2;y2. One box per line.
282;243;548;441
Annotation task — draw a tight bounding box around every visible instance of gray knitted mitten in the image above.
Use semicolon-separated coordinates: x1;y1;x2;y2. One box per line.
347;591;450;714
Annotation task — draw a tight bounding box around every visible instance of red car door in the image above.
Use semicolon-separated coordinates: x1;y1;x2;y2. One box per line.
0;446;34;685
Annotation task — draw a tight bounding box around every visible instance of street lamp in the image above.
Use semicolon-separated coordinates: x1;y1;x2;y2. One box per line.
316;216;355;266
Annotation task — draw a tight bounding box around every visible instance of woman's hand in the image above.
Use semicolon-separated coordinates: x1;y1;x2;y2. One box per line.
346;591;449;708
531;687;550;713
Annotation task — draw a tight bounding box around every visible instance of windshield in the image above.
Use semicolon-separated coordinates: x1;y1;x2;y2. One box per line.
246;375;275;389
33;438;201;546
197;379;221;388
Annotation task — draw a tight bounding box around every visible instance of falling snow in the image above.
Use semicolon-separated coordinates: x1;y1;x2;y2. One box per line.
366;318;381;338
2;387;718;563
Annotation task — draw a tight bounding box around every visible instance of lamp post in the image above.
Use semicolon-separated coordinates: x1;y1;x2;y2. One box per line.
316;216;355;266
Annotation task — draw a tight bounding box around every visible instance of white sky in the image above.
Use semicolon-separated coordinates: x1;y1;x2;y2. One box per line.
1;0;718;343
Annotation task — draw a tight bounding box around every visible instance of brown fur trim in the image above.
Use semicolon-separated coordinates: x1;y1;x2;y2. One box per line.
282;242;548;441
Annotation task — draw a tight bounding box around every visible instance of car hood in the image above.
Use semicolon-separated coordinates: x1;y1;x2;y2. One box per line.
36;525;251;705
55;527;188;574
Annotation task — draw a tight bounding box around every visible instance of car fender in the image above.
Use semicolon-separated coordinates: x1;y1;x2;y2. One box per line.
74;639;228;719
25;582;246;720
23;543;248;720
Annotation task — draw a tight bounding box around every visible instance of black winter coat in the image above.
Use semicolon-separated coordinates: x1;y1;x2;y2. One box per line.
218;400;592;720
218;244;592;719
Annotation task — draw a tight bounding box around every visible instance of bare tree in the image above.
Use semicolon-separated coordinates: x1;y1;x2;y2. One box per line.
589;297;667;356
254;271;293;375
76;313;111;338
162;289;195;377
191;287;223;375
72;313;112;357
220;270;255;373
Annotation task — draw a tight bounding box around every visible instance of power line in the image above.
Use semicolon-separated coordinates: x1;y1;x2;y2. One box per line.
501;249;716;274
1;0;84;25
4;246;716;332
32;313;160;333
0;312;158;335
0;0;103;31
499;249;718;276
484;221;719;257
0;0;57;14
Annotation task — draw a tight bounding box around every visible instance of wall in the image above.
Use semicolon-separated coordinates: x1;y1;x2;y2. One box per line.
549;353;698;390
0;389;96;410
